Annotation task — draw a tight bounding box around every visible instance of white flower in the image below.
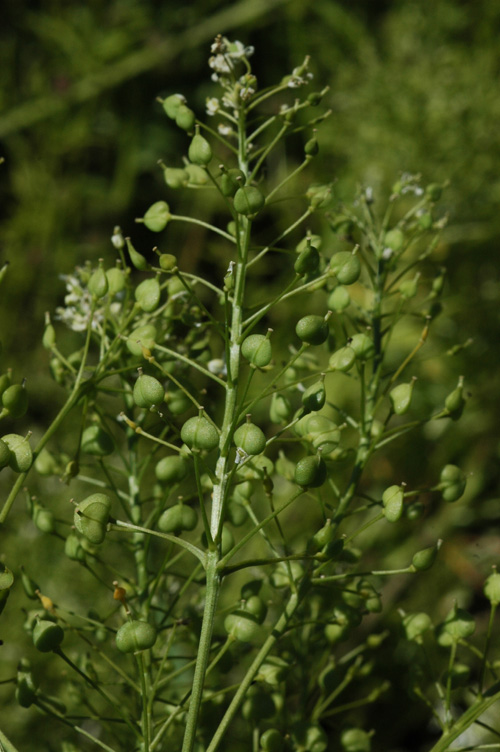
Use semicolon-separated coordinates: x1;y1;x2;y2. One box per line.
206;97;220;116
218;124;234;137
209;54;231;74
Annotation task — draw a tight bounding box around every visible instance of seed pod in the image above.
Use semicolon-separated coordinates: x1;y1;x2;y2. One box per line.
350;333;375;360
143;201;171;232
241;333;272;367
220;168;245;197
224;612;262;643
307;184;331;209
226;498;248;526
158;504;198;534
33;619;64;652
402;612;432;642
42;313;56;349
188;132;212;165
33;504;55;534
81;425;114;456
88;263;109;299
2;433;33;472
184;163;208;186
412;540;441;571
341;728;371;752
0;438;11;469
16;666;38;708
384;228;405;252
133;373;165;409
155;455;188;484
295;315;328;346
330;251;361;285
65;532;85;561
74;493;111;545
175;104;196;131
234;420;266;455
158;253;177;271
126;324;157;357
269;392;292;424
302;378;326;412
125;237;149;271
115;620;157;653
444;376;465;420
135;276;161;312
329;346;356;372
426;183;442;202
294;455;327;488
2;383;28;418
304;135;319;156
400;274;419;299
163;167;189;189
165;387;191;416
181;414;219;451
390;380;415;415
312;520;336;550
260;728;284;752
382;485;404;523
484;569;500;606
106;267;126;296
233;185;265;216
328;285;350;312
436;603;475;647
294;242;320;276
162;93;184;119
291;723;328;752
440;464;466;502
242;685;275;721
0;371;12;399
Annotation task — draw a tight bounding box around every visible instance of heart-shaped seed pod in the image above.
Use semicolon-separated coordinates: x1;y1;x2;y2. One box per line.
185;163;208;186
135;276;161;312
382;485;404;523
350;333;375;360
390;380;415;415
402;612;432;642
2;383;28;419
330;251;361;285
158;253;177;272
163;167;189;189
115;620;157;653
64;532;85;561
269;392;292;424
162;94;185;119
436;604;475;647
302;379;326;412
233;420;266;455
224;612;263;643
312;520;336;550
165;388;191;416
399;274;419;299
188;132;212;165
33;504;55;534
233;185;265;216
328;285;350;312
126;324;157;357
155;455;188;484
74;493;111;545
340;728;371;752
220;168;245;197
2;433;33;472
384;228;405;253
0;438;11;469
175;105;196;131
412;540;441;571
106;267;126;296
241;334;272;367
181;415;219;451
81;425;115;456
270;560;304;589
444;376;465;419
294;243;320;276
329;345;356;372
88;263;109;299
0;371;12;399
158;504;198;534
484;569;500;606
296;315;328;346
133;373;165;409
243;595;267;623
143;201;171;232
16;667;38;708
294;455;327;488
439;464;466;502
306;415;341;453
260;729;284;752
33;619;64;652
304;135;319;156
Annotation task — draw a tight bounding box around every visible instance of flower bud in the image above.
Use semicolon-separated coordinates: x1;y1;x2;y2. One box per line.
135;276;161;312
233;185;265;216
181;414;219;451
330;251;361;285
260;728;284;752
304;136;319;156
133;373;165;409
241;333;272;367
74;493;111;545
294;454;327;488
116;620;157;653
234;419;266;455
158;503;198;534
436;603;475;646
188;131;212;165
296;315;328;346
142;201;171;232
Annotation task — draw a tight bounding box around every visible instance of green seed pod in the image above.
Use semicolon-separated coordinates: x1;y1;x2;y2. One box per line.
242;594;267;623
74;493;111;545
400;274;419;299
143;201;171;232
125;237;149;271
302;378;326;412
426;183;442;202
115;620;157;653
233;185;265;216
0;438;11;469
16;666;38;708
224;612;262;643
257;656;289;686
20;567;39;600
234;480;254;500
444;376;465;420
88;263;109;299
155;455;188;484
133;373;165;409
175;105;196;131
165;387;191;416
220;168;245;197
350;333;375;361
418;211;433;230
2;383;28;418
242;685;275;721
291;722;328;752
126;324;157;357
226;499;248;527
234;420;266;455
33;504;55;534
135;276;161;312
81;425;114;456
330;251;361;285
296;234;322;253
0;371;12;399
294;243;320;276
436;604;475;647
185;163;208;185
33;619;64;652
181;415;219;451
163;167;189;189
312;520;336;550
65;532;85;561
162;93;184;119
42;313;56;349
269;392;292;424
329;346;356;372
402;612;432;642
260;728;284;752
390;380;415;415
484;569;500;606
307;184;332;209
412;540;441;571
2;433;33;472
106;267;126;296
328;285;350;312
384;228;405;252
304;135;319;156
382;485;404;523
295;315;328;346
440;465;466;502
294;455;327;488
270;560;304;589
442;662;471;689
158;504;198;534
158;253;177;271
406;501;425;521
188;132;212;165
341;728;371;752
241;333;272;367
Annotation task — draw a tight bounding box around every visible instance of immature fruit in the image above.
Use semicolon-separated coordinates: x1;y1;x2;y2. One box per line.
384;228;405;252
402;612;432;642
133;374;165;409
426;183;442;202
233;185;265;215
241;334;272;367
81;425;114;456
445;377;465;420
115;621;157;653
412;540;441;571
126;324;157;357
33;619;64;652
436;604;475;647
260;728;284;752
135;276;161;312
125;237;149;271
400;275;419;299
155;455;188;484
302;379;326;412
33;504;55;534
16;665;37;708
341;728;371;752
220;168;245;197
440;464;466;502
163;166;189;189
181;415;219;451
159;253;177;271
382;485;404;523
184;163;208;186
188;132;212;165
328;285;350;312
175;105;196;131
270;392;292;424
484;570;500;605
295;315;328;346
106;267;126;296
294;243;320;275
234;421;266;455
226;498;248;526
294;455;327;488
74;493;111;545
65;533;85;561
143;201;171;232
2;433;32;472
158;504;198;534
329;346;356;372
242;685;275;721
390;381;415;415
88;264;109;299
224;611;262;643
165;387;191;415
2;383;28;418
350;333;375;360
0;439;11;469
291;722;328;752
330;251;361;285
162;94;185;119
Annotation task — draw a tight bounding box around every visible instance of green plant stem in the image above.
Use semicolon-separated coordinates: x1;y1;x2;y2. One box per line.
480;604;497;695
0;729;21;752
427;686;500;752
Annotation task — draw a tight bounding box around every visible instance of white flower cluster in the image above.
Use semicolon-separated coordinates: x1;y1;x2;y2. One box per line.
55;266;121;333
208;36;254;81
